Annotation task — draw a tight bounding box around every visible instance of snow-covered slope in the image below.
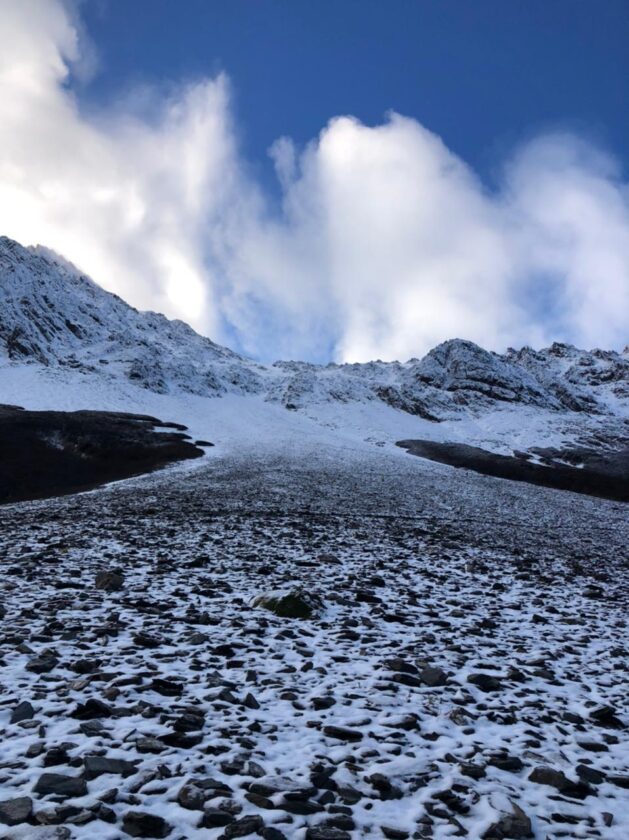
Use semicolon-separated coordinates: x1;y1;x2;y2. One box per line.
0;236;264;397
1;234;628;429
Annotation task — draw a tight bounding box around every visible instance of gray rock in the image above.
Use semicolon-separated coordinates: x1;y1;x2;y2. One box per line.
95;570;124;592
0;796;33;826
223;815;265;838
122;811;172;838
34;773;88;798
323;725;363;742
200;807;235;828
177;782;208;810
306;828;352;840
420;666;448;686
83;755;137;780
467;673;503;692
483;802;533;839
528;766;592;799
10;700;35;724
252;589;324;619
26;652;59;674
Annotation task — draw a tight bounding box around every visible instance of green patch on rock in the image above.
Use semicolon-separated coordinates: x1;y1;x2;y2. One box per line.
252;589;323;619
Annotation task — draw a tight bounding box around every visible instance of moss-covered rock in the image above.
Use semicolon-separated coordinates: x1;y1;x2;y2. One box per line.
251;589;324;619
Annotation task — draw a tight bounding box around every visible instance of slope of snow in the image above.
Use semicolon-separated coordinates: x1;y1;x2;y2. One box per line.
0;232;628;469
2;234;628;425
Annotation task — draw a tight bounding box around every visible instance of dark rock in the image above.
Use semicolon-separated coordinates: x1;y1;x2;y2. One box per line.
150;678;183;696
252;589;324;619
26;651;59;673
10;700;35;723
260;828;288;840
133;632;162;649
305;828;351;840
200;807;235;828
222;814;265;837
589;705;624;729
576;764;605;785
528;766;592;799
382;658;418;674
122;810;172;837
483;802;533;839
177;782;210;810
136;737;166;754
420;666;448;687
172;710;205;732
323;725;363;743
0;796;33;826
71;698;114;719
487;754;524;773
467;673;503;692
382;829;409;840
243;692;260;710
43;747;70;767
70;658;102;674
33;773;88;797
459;762;486;780
608;774;629;789
83;755;137;780
312;696;336;710
95;570;124;592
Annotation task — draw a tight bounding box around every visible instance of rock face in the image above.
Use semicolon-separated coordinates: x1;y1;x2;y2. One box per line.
1;235;627;421
0;405;204;505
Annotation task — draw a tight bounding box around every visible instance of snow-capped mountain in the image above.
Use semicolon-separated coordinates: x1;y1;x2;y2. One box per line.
0;236;264;397
1;233;628;423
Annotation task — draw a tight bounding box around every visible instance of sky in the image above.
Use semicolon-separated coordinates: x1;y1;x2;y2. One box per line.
0;0;627;362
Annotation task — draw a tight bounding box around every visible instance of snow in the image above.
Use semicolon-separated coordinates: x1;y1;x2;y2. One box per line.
0;233;628;839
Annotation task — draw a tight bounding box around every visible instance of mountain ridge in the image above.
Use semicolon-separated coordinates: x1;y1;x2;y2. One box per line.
1;234;627;423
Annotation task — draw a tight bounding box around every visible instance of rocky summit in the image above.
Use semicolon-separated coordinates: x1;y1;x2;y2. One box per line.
0;234;627;839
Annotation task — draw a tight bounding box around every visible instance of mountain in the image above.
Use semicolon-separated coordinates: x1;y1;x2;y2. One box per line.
0;236;264;397
1;234;627;426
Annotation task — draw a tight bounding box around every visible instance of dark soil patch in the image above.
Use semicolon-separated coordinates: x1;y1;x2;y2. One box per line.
0;405;205;504
396;439;629;502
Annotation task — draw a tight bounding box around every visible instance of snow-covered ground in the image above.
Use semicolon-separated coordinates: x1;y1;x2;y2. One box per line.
0;420;627;840
1;233;628;839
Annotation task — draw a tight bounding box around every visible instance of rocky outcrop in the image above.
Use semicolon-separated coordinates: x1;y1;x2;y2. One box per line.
1;235;627;420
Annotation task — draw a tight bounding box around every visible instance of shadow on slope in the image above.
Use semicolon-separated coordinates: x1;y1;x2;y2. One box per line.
0;405;205;505
396;439;629;503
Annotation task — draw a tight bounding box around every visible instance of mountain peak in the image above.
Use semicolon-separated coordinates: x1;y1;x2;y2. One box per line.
0;233;627;419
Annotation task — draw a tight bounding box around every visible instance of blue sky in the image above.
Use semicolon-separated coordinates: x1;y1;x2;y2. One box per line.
82;0;629;185
0;0;627;362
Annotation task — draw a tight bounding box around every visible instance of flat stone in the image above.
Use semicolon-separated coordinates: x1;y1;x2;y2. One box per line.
0;796;33;826
83;755;137;780
122;811;172;838
323;725;363;742
223;815;265;837
34;773;88;798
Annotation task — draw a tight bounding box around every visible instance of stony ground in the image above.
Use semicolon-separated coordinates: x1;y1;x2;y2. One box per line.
0;443;627;840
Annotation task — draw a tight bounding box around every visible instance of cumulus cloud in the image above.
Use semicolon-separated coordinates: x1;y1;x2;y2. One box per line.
0;0;627;362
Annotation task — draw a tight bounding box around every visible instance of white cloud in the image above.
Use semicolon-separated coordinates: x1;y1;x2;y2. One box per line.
0;0;627;362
